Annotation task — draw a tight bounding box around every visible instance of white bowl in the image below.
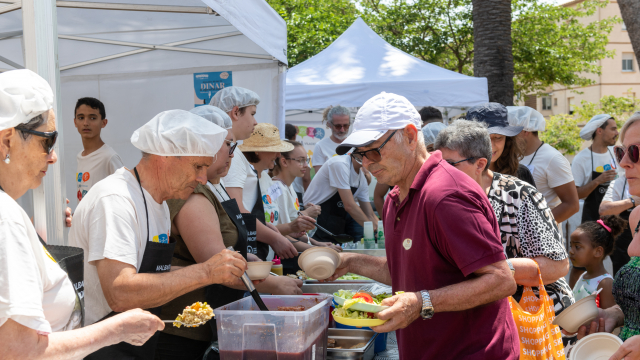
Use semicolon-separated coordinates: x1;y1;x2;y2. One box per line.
552;293;599;333
298;247;341;280
246;261;272;280
570;333;622;360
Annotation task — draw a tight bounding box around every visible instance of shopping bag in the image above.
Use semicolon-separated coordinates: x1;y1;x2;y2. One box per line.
508;268;566;360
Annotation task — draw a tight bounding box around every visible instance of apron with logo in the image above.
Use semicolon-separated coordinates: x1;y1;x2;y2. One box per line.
250;170;278;260
582;148;616;223
86;168;175;360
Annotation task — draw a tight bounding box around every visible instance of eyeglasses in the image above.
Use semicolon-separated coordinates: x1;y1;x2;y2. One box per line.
284;157;310;165
446;157;475;167
225;139;238;155
615;144;640;164
332;124;350;131
351;130;397;165
16;127;58;154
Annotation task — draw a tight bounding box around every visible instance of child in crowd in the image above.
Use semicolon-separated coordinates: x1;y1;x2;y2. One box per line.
569;215;627;308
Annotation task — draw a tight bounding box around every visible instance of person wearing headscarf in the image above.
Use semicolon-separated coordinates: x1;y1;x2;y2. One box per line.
0;69;162;359
569;114;620;287
213;87;298;261
69;110;257;360
373;122;447;219
509;106;579;224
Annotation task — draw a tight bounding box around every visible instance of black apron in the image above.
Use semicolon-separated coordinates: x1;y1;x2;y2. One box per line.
86;168;176;360
582;148;616;223
0;184;85;328
250;170;271;260
612;178;634;275
213;183;258;258
314;186;359;244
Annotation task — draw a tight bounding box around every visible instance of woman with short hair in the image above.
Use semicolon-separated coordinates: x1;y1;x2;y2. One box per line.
0;69;161;360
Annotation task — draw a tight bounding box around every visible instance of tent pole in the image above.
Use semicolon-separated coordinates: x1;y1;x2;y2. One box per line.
0;1;21;14
22;0;67;245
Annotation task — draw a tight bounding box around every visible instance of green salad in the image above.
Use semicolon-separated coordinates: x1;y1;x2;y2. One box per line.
332;290;393;320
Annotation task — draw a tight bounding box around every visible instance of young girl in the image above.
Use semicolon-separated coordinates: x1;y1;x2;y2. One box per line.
570;215;628;308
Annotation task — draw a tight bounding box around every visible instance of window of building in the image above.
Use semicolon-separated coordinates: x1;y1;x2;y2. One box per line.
542;96;552;110
554;98;558;106
623;53;635;72
568;97;575;115
623;22;627;31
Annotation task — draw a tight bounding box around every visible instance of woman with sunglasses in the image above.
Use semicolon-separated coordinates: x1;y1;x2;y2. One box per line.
0;70;162;359
576;113;640;360
155;109;301;359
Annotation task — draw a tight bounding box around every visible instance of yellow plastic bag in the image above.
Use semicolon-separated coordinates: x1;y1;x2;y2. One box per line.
508;268;566;360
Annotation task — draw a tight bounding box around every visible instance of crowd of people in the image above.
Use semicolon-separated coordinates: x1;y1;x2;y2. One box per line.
2;67;640;360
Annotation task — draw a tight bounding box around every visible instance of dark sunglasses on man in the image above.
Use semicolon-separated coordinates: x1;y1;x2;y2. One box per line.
15;127;58;154
615;144;640;164
351;130;397;165
332;123;350;131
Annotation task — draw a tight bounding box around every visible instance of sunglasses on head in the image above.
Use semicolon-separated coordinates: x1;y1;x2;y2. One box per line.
16;127;58;154
615;144;640;164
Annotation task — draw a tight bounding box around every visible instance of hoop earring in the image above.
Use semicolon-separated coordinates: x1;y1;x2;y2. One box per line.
3;154;9;164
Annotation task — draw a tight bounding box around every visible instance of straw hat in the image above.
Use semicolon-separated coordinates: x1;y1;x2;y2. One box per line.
238;123;295;152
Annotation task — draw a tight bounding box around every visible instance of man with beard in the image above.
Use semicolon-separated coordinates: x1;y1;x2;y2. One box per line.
569;114;620;286
312;105;353;173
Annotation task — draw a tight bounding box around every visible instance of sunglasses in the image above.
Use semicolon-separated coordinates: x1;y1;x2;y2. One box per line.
615;144;640;164
446;157;475;167
16;127;58;154
332;124;350;131
225;139;238;155
351;130;397;165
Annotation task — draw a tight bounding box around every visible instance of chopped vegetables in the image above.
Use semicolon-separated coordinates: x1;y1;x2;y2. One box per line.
352;293;374;303
173;302;214;328
332;290;393;320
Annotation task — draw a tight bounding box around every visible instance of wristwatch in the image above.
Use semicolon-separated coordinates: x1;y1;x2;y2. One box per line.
630;197;636;208
420;290;434;320
506;259;515;277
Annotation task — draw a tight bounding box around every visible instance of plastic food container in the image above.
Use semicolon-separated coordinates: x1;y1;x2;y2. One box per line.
214;294;333;360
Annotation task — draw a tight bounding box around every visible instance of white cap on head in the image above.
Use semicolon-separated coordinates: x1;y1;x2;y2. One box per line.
579;114;613;140
131;110;227;157
421;122;447;145
336;92;421;155
189;105;232;130
507;106;545;132
208;86;260;113
0;69;54;131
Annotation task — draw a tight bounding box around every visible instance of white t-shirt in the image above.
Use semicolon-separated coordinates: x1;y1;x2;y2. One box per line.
520;143;574;209
0;191;77;334
223;148;258;212
304;155;369;206
603;171;630;203
292;177;305;197
571;146;619;188
311;136;341;167
259;175;281;226
76;144;123;204
69;168;171;325
272;179;301;226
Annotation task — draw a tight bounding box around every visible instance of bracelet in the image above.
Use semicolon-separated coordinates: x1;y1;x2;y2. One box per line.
631;197;636;208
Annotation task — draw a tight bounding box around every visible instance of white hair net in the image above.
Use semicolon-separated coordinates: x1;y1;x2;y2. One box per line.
0;69;54;131
580;114;613;140
421;122;446;145
189;105;232;129
507;106;545;132
208;86;260;113
131;110;227;157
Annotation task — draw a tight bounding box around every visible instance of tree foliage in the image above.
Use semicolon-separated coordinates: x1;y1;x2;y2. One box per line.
540;114;583;155
269;0;618;97
574;94;640;128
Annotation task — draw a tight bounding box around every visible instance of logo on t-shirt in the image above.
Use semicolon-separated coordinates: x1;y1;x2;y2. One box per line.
77;172;91;183
294;198;300;211
262;194;272;204
403;238;412;250
152;234;169;244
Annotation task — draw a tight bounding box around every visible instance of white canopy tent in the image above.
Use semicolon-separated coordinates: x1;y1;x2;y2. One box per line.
286;18;488;110
0;0;287;244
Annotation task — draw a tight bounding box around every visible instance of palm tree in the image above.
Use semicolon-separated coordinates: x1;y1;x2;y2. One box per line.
472;0;514;106
618;0;640;67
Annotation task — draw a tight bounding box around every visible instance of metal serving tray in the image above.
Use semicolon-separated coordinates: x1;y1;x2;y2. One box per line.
327;328;377;360
301;281;375;295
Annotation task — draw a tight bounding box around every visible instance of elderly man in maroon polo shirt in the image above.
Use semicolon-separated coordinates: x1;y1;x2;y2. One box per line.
329;92;519;360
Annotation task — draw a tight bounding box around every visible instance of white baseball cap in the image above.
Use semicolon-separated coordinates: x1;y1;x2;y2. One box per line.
336;92;421;155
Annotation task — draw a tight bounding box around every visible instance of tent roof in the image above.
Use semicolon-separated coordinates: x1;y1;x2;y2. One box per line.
0;0;287;76
286;18;488;109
